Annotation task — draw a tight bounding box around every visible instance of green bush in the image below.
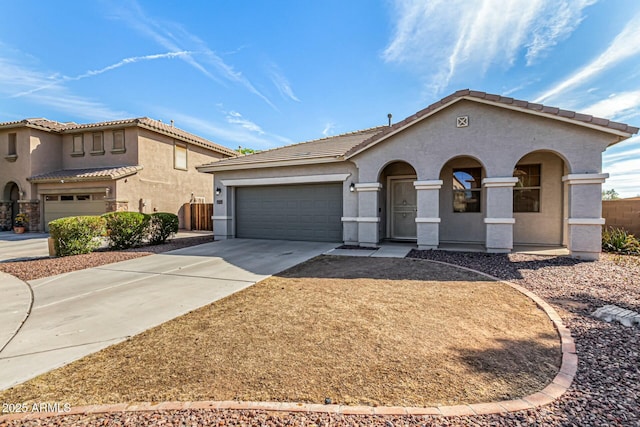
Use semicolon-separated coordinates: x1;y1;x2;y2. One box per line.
148;212;179;245
602;227;640;255
103;212;150;249
49;216;106;257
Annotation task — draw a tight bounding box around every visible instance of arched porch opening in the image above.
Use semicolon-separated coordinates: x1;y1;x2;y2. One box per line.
2;182;20;230
513;150;568;247
438;156;486;245
378;161;418;240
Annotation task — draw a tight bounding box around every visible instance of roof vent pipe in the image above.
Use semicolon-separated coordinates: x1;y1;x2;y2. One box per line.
387;113;392;127
170;120;174;127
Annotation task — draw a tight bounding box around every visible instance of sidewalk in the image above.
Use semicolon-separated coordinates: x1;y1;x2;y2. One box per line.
0;272;32;354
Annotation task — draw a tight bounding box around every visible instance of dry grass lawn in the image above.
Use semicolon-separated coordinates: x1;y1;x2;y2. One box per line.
0;256;560;407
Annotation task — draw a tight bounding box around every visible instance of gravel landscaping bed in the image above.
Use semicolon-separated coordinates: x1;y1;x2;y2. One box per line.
2;250;638;426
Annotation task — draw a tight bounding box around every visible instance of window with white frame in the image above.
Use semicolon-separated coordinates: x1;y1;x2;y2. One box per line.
513;164;541;212
452;168;482;212
174;143;187;170
72;134;84;156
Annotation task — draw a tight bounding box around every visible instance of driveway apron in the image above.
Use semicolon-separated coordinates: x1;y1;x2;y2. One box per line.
0;239;336;390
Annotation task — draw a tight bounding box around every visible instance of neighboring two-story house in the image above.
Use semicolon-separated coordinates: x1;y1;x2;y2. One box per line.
0;117;236;231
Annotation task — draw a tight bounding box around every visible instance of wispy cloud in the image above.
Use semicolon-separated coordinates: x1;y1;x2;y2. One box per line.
582;90;640;121
0;54;127;121
524;1;594;65
225;111;265;134
322;122;335;137
155;108;293;150
603;136;640;197
268;64;300;102
113;0;277;109
383;0;594;93
11;51;192;98
535;12;640;103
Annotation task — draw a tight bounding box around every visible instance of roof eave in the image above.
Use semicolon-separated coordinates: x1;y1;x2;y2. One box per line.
465;96;637;139
135;123;238;157
345;96;637;159
28;176;115;184
197;155;344;173
27;167;142;183
0;122;63;133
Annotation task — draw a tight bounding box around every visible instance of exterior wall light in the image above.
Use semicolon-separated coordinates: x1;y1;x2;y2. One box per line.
349;183;355;192
215;187;222;196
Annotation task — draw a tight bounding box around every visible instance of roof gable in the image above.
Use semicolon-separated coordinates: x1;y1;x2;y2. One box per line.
199;89;638;173
344;89;639;159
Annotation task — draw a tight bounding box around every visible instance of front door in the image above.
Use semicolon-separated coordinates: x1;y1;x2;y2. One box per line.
390;179;417;239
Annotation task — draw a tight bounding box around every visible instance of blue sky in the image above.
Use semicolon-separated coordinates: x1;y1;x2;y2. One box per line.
1;0;639;196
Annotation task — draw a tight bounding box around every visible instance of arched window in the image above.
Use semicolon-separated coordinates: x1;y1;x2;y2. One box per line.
453;168;481;212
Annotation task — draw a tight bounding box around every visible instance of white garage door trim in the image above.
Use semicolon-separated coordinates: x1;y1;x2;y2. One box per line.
235;183;343;242
222;173;350;187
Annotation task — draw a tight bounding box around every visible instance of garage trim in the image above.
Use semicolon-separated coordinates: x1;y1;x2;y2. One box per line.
222;173;350;187
235;183;343;242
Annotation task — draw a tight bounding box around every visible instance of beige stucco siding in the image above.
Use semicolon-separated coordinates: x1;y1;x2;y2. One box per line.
1;129;33;198
61;128;139;169
118;128;225;226
29;130;62;176
352;100;613;181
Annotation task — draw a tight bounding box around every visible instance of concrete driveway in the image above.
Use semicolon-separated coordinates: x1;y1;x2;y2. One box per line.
0;231;50;262
0;238;336;390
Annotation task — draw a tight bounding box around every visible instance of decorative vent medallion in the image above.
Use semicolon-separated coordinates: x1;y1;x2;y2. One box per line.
456;116;469;128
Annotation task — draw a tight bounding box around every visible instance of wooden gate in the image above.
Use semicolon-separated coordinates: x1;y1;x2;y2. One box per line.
186;203;213;231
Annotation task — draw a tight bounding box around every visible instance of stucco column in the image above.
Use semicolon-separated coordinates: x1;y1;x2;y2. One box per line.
355;182;381;247
414;180;442;250
18;200;40;232
563;173;608;260
0;201;12;231
212;182;233;240
483;177;519;253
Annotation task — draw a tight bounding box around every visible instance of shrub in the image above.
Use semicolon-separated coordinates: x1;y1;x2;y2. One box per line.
602;227;640;255
103;212;150;249
148;212;179;245
49;216;106;257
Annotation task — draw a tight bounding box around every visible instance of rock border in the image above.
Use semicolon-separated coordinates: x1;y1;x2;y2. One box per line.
0;259;577;422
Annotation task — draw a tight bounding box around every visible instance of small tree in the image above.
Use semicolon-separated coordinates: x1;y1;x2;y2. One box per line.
237;146;257;155
602;189;620;200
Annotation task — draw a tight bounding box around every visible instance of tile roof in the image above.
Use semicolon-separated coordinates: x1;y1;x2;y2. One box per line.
344;89;639;158
199;89;638;173
28;166;143;183
0;118;73;132
0;117;237;157
197;127;386;171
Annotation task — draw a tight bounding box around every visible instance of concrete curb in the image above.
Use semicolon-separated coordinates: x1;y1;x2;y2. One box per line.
0;259;576;422
0;272;33;354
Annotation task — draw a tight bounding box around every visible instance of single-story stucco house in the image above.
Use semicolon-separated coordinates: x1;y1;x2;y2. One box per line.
198;89;639;260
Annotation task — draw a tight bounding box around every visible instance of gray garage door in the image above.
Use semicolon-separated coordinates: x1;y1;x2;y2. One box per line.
236;183;343;242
